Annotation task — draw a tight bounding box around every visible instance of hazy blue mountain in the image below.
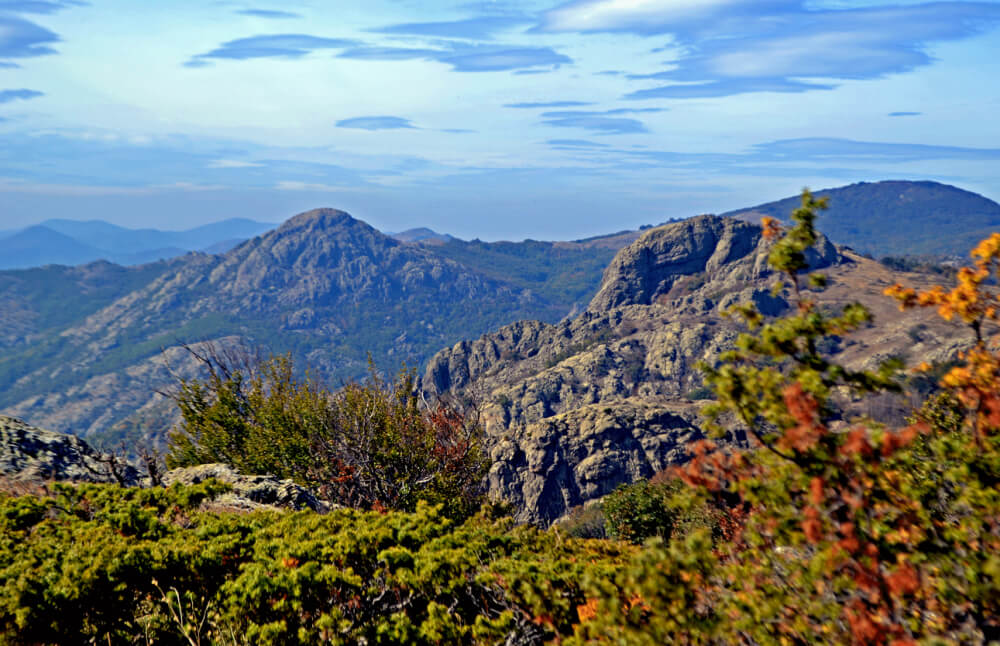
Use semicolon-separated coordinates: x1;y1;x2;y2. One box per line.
41;217;276;253
0;218;277;269
723;180;1000;257
171;218;277;249
388;227;456;244
200;238;251;255
0;226;110;269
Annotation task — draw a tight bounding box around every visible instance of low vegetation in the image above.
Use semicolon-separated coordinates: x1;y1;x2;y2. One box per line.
1;191;997;643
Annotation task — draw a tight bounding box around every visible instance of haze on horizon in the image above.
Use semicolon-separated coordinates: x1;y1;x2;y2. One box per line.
1;0;999;240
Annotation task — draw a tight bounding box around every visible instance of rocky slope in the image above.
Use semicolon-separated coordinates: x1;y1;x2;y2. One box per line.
0;210;555;444
423;215;967;524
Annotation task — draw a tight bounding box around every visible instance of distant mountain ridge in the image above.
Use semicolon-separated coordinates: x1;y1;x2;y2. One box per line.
0;218;277;269
724;180;1000;257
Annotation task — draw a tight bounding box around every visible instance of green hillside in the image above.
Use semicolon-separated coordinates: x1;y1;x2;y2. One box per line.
724;180;1000;257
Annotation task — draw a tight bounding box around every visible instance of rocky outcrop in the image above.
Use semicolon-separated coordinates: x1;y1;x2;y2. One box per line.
0;415;327;512
489;400;704;524
424;215;964;524
162;463;329;512
588;215;837;312
0;415;140;485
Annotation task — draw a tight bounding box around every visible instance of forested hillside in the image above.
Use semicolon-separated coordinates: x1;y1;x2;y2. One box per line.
725;180;1000;257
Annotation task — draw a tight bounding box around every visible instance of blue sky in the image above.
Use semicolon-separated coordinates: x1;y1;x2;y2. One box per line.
1;0;999;239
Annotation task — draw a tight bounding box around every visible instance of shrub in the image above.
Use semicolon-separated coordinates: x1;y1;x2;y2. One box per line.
602;479;678;544
0;483;632;645
167;349;489;520
556;503;607;539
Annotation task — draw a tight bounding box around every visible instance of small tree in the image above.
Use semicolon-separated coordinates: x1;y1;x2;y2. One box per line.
166;350;489;520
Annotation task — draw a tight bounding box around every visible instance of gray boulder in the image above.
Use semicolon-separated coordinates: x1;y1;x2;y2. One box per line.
162;463;330;512
0;415;140;485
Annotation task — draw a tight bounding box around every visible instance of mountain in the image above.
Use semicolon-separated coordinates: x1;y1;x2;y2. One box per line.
39;217;276;253
418;238;620;314
389;227;456;244
0;209;563;445
421;215;967;524
0;226;110;269
0;259;175;350
0;218;276;269
724;180;1000;257
1;180;987;458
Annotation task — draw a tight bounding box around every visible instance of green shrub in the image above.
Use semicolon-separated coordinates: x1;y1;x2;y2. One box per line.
167;353;489;520
555;503;607;539
0;483;632;645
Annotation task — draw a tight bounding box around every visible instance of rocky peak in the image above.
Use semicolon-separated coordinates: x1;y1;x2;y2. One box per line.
588;215;838;312
274;208;389;240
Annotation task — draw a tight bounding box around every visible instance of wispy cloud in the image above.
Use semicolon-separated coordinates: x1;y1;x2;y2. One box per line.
0;14;60;59
236;9;302;20
0;1;82;14
336;116;416;130
888;111;921;117
370;15;530;39
207;159;264;169
542;107;666;116
504;100;594;108
541;113;648;134
338;43;571;72
540;1;1000;99
625;78;835;99
751;138;1000;162
0;131;372;189
547;139;611;148
186;34;357;66
0;88;43;103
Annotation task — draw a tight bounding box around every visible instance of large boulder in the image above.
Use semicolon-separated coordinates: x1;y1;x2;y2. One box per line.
0;415;140;485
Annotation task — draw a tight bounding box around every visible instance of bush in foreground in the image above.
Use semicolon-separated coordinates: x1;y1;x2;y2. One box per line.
0;481;631;645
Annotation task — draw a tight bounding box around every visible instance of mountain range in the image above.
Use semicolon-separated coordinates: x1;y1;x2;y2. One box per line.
0;180;986;468
0;218;277;269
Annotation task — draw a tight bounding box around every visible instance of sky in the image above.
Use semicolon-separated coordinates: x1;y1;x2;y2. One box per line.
1;0;999;239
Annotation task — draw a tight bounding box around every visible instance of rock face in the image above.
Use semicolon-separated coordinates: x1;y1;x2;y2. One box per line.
162;463;328;512
424;215;965;525
488;401;703;523
0;415;140;485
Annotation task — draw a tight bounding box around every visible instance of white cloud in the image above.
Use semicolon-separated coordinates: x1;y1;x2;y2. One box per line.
275;180;349;191
207;159;264;168
541;0;746;32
